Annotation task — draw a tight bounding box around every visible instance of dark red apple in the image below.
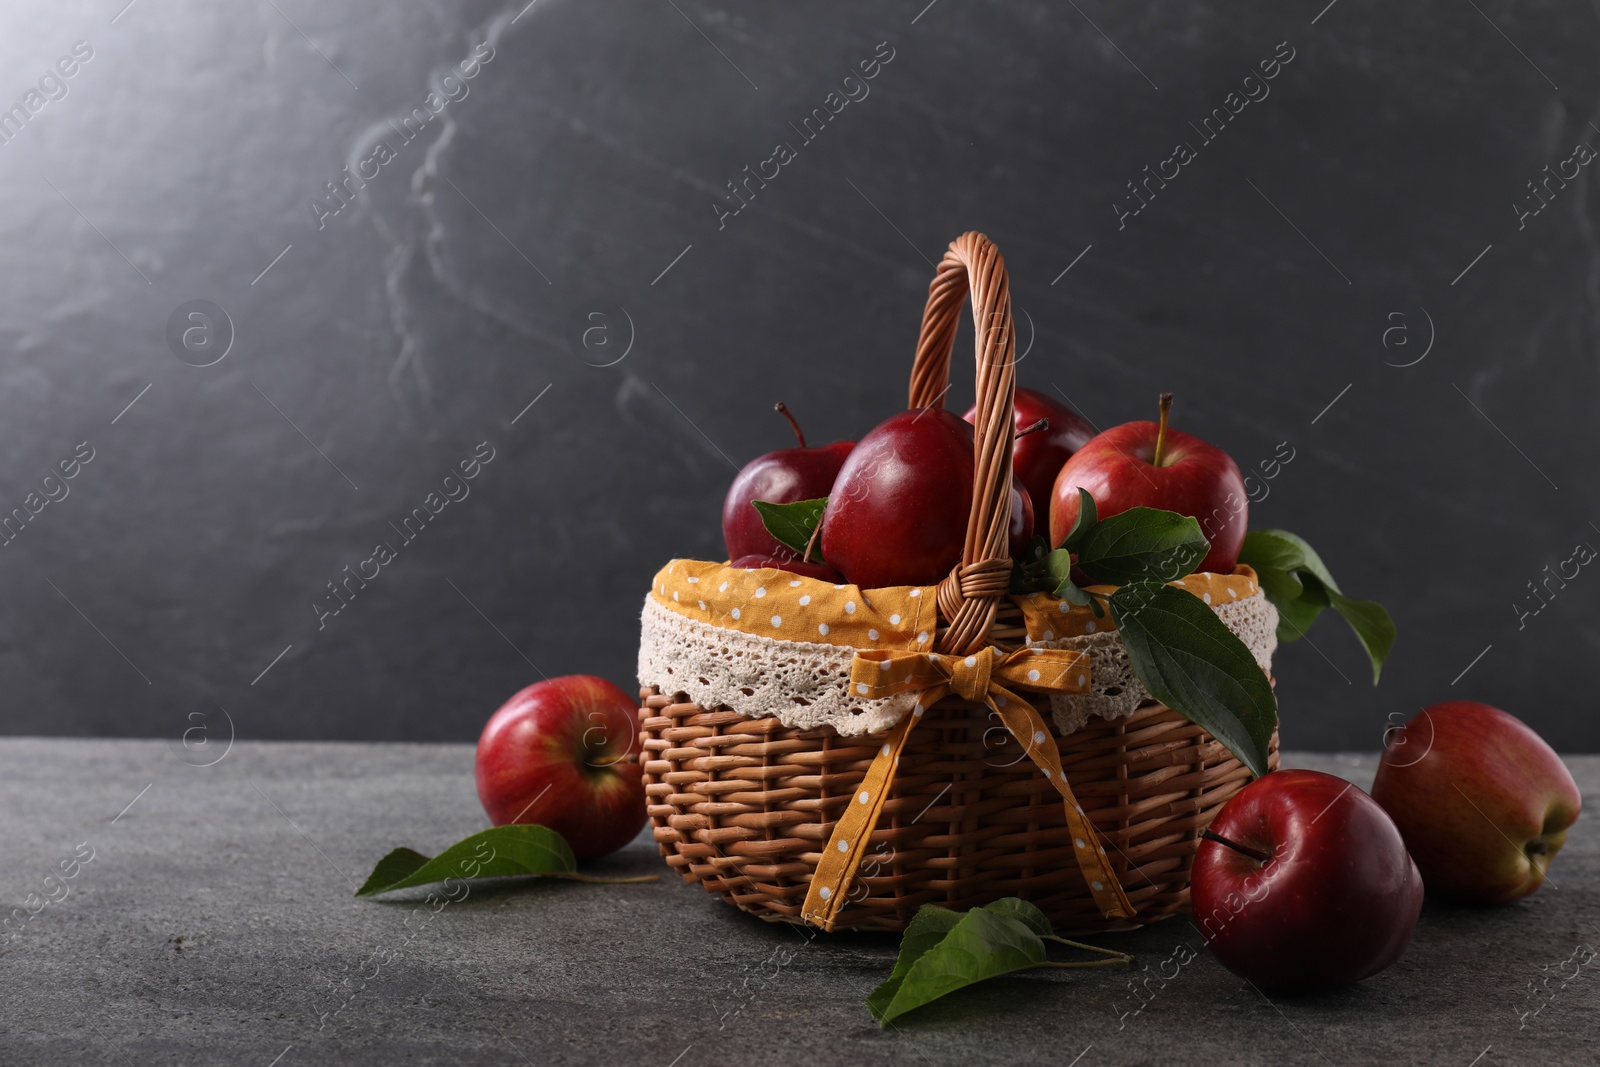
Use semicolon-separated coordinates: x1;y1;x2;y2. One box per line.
1372;701;1580;904
722;403;853;562
730;554;844;582
821;408;975;588
1049;394;1247;574
966;386;1093;522
1008;480;1033;560
474;676;646;862
821;407;1032;587
1192;769;1423;994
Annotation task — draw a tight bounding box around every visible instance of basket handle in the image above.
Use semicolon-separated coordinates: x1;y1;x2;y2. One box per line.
907;232;1017;655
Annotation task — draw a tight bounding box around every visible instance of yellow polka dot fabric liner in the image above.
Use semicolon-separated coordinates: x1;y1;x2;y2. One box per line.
648;559;940;650
1010;566;1264;643
800;643;1137;930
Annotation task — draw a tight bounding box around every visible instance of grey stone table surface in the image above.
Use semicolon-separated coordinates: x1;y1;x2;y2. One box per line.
1;740;1594;1067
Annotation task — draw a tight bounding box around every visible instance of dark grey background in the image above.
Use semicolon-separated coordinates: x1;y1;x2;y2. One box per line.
1;0;1594;751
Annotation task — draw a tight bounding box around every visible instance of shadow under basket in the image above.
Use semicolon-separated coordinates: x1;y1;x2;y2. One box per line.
637;685;1280;934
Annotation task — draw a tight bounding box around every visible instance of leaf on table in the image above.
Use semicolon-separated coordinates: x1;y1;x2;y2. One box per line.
869;905;1048;1026
358;848;434;895
1075;507;1209;586
865;905;963;1020
979;896;1053;938
1109;581;1277;778
751;497;828;562
356;825;577;897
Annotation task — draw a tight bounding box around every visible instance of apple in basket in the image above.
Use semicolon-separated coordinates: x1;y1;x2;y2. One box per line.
730;554;843;582
1371;701;1581;904
821;408;1034;589
1050;393;1248;574
965;386;1093;524
1191;769;1423;994
475;676;647;861
723;403;854;562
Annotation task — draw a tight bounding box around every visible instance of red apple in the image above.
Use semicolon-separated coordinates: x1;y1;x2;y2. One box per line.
821;407;1032;588
730;554;844;582
821;408;974;588
722;403;853;562
474;676;646;862
1192;769;1423;994
965;386;1093;523
1049;393;1247;574
1371;701;1581;904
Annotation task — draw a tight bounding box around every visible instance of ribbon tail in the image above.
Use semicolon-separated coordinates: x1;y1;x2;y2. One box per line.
986;684;1137;921
801;685;947;931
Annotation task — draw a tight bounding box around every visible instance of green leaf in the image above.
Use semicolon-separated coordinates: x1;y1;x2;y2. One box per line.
1239;528;1316;582
1264;529;1340;593
1053;577;1092;606
866;898;1131;1026
359;847;434;894
1271;583;1328;644
1239;528;1395;683
1057;488;1098;552
870;905;1047;1025
1041;549;1092;605
980;897;1053;938
1327;593;1397;684
751;497;828;562
1109;582;1277;778
865;905;963;1020
356;825;577;897
1045;548;1075;583
1075;507;1209;586
1253;561;1305;605
1010;537;1058;593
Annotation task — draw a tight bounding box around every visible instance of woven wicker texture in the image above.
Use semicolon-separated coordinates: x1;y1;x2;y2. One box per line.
639;676;1278;932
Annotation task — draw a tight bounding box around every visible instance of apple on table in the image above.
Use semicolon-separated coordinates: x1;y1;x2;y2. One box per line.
475;675;647;862
1372;701;1580;904
1192;768;1423;994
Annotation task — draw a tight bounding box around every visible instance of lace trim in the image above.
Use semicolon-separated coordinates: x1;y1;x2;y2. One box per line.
638;598;918;735
637;592;1278;738
1035;594;1278;735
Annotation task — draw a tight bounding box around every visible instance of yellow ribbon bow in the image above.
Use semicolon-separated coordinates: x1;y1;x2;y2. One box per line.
800;644;1137;930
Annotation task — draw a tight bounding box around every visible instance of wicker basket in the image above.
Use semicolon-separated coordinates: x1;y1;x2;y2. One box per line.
637;232;1278;933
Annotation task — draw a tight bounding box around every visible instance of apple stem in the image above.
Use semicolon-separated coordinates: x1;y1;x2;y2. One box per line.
1041;957;1133;969
1015;417;1051;441
774;402;807;448
1152;392;1174;467
1201;827;1274;865
556;872;662;885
